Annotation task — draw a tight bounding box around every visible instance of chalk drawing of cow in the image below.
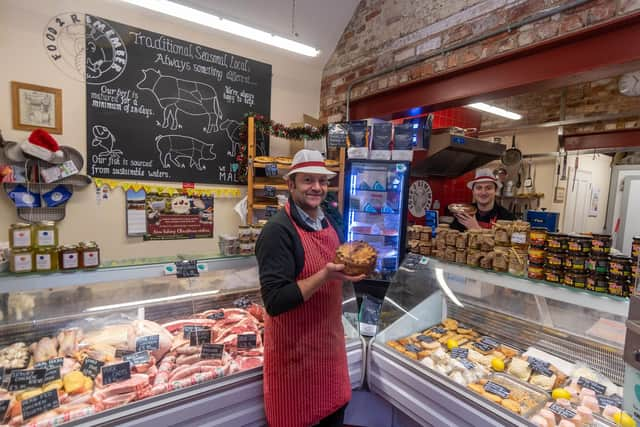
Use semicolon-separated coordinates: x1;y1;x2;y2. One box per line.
137;69;223;133
219;118;266;158
155;134;216;171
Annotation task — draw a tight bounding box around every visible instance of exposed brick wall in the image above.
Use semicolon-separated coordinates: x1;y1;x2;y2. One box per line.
320;0;640;124
479;76;640;133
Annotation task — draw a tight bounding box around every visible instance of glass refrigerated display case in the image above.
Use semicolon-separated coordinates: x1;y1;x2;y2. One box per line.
343;160;411;280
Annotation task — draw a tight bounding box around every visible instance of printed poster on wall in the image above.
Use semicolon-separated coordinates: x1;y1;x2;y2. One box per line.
144;193;213;240
85;15;271;185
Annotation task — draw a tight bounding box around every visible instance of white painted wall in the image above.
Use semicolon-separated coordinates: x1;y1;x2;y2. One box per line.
0;0;322;262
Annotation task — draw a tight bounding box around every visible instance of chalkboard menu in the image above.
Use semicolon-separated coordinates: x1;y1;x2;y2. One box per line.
86;15;272;185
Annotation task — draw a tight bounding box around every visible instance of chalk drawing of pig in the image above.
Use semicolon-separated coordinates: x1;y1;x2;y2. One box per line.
137;69;223;133
155;134;216;171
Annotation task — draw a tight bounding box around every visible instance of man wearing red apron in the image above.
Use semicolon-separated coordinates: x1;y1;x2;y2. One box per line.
255;150;366;427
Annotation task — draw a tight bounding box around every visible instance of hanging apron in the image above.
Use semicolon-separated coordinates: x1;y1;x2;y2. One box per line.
263;203;351;427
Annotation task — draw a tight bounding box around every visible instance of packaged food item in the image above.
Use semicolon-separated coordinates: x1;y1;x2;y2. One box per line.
528;265;545;280
359;295;383;337
493;247;509;272
545;252;565;268
529;228;547;247
546;233;567;252
510;221;530;249
586;255;609;274
528;247;546;265
468;230;483;249
7;184;41;208
467;251;483;267
240;243;255;255
9;248;33;273
34;246;58;272
508;249;527;277
633;236;640;260
590;234;612;254
480;252;495;270
445;247;457;263
419;242;432;257
455;232;468;249
436;236;447;251
42;184;72;207
480;233;496;252
58;244;80;270
238;225;252;243
420;226;432;242
79;241;101;268
609;255;632;278
34;221;58;248
250;224;263;242
568;235;591;254
608;276;630;297
566;254;587;272
564;272;586;289
494;220;512;246
9;222;32;249
445;230;460;247
586;275;609;293
468;373;548;416
545;267;563;283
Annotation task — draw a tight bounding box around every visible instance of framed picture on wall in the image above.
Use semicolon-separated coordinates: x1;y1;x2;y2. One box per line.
11;81;62;134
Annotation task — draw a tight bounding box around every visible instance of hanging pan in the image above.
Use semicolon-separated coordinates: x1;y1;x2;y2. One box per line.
501;134;522;166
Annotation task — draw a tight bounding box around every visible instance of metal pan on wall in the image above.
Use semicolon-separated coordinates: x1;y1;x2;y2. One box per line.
501;135;522;166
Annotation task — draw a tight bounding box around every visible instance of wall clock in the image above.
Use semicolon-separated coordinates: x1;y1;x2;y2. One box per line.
408;180;432;217
619;71;640;96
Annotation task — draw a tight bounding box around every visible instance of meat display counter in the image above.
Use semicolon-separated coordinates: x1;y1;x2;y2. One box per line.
367;254;630;427
0;256;365;426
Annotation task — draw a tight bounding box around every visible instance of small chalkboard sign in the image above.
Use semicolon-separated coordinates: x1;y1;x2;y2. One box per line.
190;329;212;346
473;341;495;353
183;325;211;339
0;399;9;420
527;357;550;369
264;185;276;198
265;206;278;218
201;343;225;360
529;361;554;377
102;362;132;386
237;334;257;349
459;359;475;370
327;123;348;148
483;381;510;399
577;377;607;395
417;335;435;343
597;394;623;408
479;336;499;347
265;163;278;177
207;311;225;320
8;369;47;391
123;351;151;366
176;260;200;278
34;357;64;370
549;403;576;419
136;335;160;352
429;327;447;335
404;344;421;353
21;389;59;421
115;349;135;358
451;348;469;359
81;358;104;379
44;368;61;383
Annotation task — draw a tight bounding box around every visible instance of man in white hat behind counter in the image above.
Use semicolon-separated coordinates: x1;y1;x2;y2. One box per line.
450;167;515;231
255;149;365;427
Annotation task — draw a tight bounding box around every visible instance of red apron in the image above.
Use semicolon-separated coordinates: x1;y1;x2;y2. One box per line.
263;203;351;427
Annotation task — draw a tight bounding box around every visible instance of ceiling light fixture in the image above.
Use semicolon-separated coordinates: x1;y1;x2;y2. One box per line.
119;0;321;57
467;102;523;120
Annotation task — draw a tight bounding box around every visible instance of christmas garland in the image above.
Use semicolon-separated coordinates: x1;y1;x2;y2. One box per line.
234;113;329;183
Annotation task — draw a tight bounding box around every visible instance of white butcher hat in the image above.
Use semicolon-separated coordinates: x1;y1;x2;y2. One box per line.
284;149;336;180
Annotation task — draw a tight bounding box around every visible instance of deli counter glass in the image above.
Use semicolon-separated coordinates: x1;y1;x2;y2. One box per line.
368;254;629;427
0;256;365;426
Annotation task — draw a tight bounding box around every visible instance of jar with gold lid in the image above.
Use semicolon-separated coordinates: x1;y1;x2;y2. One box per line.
79;241;101;269
238;225;252;243
58;245;80;271
34;221;58;248
9;248;33;273
9;223;32;249
34;247;58;272
494;220;512;246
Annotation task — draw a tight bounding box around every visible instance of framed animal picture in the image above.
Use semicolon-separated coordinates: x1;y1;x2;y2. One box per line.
11;81;63;134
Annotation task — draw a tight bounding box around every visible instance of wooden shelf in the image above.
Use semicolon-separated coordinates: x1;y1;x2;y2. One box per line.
252;162;340;172
252;203;280;210
252;177;338;192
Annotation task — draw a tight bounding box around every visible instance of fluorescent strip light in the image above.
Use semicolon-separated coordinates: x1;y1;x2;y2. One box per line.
120;0;320;57
467;102;522;120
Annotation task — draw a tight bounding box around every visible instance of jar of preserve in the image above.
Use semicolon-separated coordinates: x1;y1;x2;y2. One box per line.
568;235;591;254
586;255;609;274
567;254;587;272
586;275;609;293
633;236;640;260
510;221;530;249
239;242;255;255
34;247;58;272
445;247;457;262
407;225;418;241
467;251;483;267
34;221;58;248
591;234;612;255
238;225;252;243
9;248;33;273
436;236;447;251
493;247;509;272
564;272;587;289
445;230;460;247
608;276;629;297
545;252;565;268
468;230;483;250
9;223;32;249
528;264;545;280
508;249;527;277
480;252;495;269
529;228;547;248
610;255;632;278
494;220;512;246
250;224;263;242
58;245;80;270
419;242;432;257
528;247;546;265
420;226;432;242
455;250;467;264
544;267;563;283
455;232;468;249
479;233;496;252
546;233;567;252
79;241;101;269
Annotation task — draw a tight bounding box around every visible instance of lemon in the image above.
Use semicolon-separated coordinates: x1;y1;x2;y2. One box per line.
613;412;636;427
446;339;459;350
551;388;571;400
491;358;505;372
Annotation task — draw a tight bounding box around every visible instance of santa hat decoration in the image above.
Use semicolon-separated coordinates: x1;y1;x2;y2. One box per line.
20;129;64;163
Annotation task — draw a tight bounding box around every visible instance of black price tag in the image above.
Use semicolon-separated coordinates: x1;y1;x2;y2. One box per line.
265;163;278;177
0;399;9;420
21;389;59;421
597;394;623;408
459;359;475;370
101;362;132;386
265;206;278;218
136;335;160;352
429;327;447;335
237;334;257;349
201;343;225;360
417;335;435;343
183;325;212;339
483;381;510;399
115;349;134;358
190;329;212;346
451;348;469;359
479;336;499;347
176;260;200;278
44;367;61;383
473;341;496;352
327;123;348;148
34;357;64;370
549;403;577;419
527;357;550;369
123;351;151;366
8;369;47;391
530;364;554;377
81;358;104;379
263;185;276;198
207;311;225;320
404;344;421;353
577;377;607;395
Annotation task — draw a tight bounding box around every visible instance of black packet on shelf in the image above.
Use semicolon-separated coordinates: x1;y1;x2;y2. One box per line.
359;295;383;337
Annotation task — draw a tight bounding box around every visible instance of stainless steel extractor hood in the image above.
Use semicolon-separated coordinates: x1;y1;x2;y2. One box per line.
412;131;506;177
